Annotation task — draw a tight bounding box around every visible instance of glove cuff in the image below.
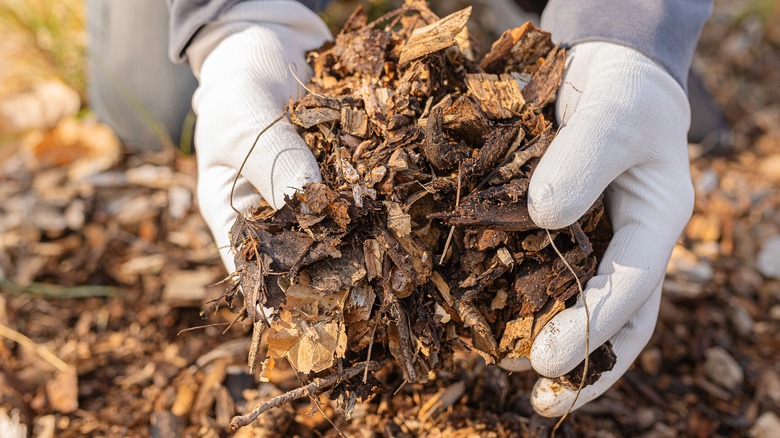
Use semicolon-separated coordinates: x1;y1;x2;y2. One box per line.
541;0;713;91
186;0;331;78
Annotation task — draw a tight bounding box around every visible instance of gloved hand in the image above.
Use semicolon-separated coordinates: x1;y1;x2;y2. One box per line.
510;42;694;416
187;1;332;271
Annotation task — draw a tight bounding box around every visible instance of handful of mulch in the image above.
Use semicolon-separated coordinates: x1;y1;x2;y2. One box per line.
219;1;614;429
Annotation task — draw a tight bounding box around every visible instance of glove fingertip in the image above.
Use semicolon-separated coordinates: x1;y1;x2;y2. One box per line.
529;331;569;378
529;311;586;378
498;356;532;373
531;377;578;418
528;178;591;230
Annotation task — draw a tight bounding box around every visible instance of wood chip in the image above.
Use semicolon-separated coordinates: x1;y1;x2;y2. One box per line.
398;7;472;65
465;73;525;119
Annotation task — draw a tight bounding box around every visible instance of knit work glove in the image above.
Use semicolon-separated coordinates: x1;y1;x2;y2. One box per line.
187;1;331;271
504;42;694;417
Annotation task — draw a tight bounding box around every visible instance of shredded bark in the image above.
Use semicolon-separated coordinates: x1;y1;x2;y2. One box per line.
225;2;613;428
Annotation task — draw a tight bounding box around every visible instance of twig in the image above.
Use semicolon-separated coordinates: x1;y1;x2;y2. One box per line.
229;361;382;430
290;361;348;438
366;4;414;29
438;165;462;265
309;384;347;438
394;378;409;395
288;63;328;99
1;279;117;299
544;229;589;437
0;323;71;373
363;312;380;383
222;307;247;335
176;322;230;336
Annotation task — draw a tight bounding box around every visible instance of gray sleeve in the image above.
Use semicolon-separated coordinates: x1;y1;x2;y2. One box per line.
541;0;713;89
166;0;328;64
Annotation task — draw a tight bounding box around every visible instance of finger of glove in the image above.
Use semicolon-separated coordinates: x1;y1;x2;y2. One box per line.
193;25;322;210
528;43;687;230
225;120;321;210
530;162;693;378
528;98;647;229
194;85;321;210
530;284;662;417
197;163;262;272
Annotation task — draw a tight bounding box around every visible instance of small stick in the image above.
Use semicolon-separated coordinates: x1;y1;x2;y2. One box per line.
0;323;71;373
438;165;462;265
363;313;380;383
290;361;348;438
229;361;382;430
310;387;347;438
288;63;328;99
366;4;414;29
544;229;590;437
176;322;230;336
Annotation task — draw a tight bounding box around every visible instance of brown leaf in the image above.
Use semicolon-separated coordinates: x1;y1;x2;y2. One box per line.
267;320;347;374
27;118;121;181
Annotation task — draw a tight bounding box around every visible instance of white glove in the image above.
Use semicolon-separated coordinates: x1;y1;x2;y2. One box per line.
524;42;694;416
188;1;332;271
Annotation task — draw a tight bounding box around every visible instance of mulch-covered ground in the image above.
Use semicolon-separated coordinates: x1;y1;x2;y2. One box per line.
1;0;778;437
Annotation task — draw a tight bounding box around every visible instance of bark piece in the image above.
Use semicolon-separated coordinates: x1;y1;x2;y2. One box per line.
499;315;534;358
480;22;554;74
455;301;499;363
465;73;525;119
334;11;391;76
514;264;551;316
398;7;472;65
556;341;618;389
292;107;341;129
376;229;433;289
385;201;412;238
341;106;369;138
463;124;521;180
430;179;536;231
363;239;384;281
491;125;554;184
424;106;471;173
522;45;567;108
442;95;491;145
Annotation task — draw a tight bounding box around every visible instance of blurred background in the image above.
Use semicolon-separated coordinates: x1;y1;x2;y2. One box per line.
0;0;778;436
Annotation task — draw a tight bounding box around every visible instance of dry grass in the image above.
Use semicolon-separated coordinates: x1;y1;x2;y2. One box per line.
0;0;85;99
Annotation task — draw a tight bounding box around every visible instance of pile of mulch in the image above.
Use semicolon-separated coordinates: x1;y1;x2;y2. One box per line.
220;2;614;431
1;1;778;437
